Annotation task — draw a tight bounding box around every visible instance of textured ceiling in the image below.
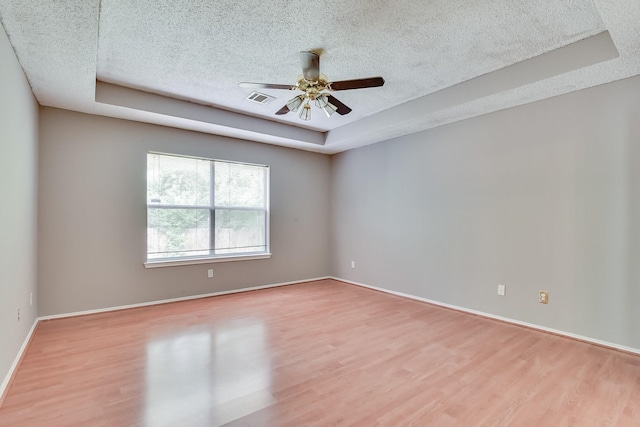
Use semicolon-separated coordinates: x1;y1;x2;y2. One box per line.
0;0;639;153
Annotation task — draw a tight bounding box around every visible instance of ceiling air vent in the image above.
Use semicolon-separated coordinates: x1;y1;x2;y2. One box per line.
246;91;275;105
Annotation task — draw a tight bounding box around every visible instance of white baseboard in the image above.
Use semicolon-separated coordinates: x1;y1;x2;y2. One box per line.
39;276;331;321
11;275;635;406
332;276;640;356
1;277;330;404
1;319;38;405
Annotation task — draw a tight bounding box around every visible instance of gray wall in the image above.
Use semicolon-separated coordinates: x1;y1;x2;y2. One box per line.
331;75;640;349
0;25;39;388
38;108;331;316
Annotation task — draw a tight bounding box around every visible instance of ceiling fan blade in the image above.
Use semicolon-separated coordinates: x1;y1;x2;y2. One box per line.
329;77;385;91
275;104;290;115
300;51;320;82
239;82;296;90
327;95;352;115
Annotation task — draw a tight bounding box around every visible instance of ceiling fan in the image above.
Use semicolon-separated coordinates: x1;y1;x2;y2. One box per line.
239;51;385;121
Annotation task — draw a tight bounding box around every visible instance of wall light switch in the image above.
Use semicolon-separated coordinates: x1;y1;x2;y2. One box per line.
207;269;213;278
497;284;506;296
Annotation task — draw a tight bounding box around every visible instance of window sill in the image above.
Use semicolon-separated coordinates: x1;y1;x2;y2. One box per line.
144;253;272;268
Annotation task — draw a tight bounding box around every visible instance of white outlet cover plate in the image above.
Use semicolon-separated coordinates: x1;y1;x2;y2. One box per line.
497;285;506;296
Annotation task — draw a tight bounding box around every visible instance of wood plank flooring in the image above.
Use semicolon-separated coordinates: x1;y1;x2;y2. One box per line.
1;279;640;426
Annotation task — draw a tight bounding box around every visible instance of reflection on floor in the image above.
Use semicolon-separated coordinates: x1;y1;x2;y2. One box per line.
144;321;274;426
1;279;640;426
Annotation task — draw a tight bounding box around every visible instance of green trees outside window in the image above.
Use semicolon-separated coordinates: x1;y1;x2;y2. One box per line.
147;153;269;261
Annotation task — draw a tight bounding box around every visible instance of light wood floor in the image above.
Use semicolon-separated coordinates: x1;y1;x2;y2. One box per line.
1;279;640;426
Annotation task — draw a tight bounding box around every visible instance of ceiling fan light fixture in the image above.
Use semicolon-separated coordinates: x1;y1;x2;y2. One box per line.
315;94;329;108
315;95;337;117
322;103;337;118
240;50;384;121
299;102;311;121
286;94;305;112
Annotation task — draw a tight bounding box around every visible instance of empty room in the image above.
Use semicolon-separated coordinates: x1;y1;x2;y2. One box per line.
1;0;640;425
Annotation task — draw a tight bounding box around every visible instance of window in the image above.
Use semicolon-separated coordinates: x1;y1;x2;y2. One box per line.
146;152;269;266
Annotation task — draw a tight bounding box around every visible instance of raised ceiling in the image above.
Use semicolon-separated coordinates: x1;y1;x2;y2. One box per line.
0;0;638;153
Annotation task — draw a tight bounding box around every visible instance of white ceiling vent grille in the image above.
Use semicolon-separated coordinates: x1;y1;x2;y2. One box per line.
246;91;275;105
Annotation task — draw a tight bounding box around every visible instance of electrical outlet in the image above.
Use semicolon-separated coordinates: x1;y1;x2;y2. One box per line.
539;290;549;304
351;261;355;269
207;269;214;278
497;284;506;296
17;309;21;322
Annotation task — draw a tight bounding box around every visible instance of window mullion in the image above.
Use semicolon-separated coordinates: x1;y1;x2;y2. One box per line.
209;161;216;256
264;166;269;252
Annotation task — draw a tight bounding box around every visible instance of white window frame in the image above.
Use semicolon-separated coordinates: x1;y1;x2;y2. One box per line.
144;152;271;268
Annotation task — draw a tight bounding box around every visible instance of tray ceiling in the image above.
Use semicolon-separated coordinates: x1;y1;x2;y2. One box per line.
1;0;638;153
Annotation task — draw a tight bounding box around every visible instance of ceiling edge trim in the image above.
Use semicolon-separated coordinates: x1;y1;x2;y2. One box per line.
325;30;619;149
95;81;326;146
